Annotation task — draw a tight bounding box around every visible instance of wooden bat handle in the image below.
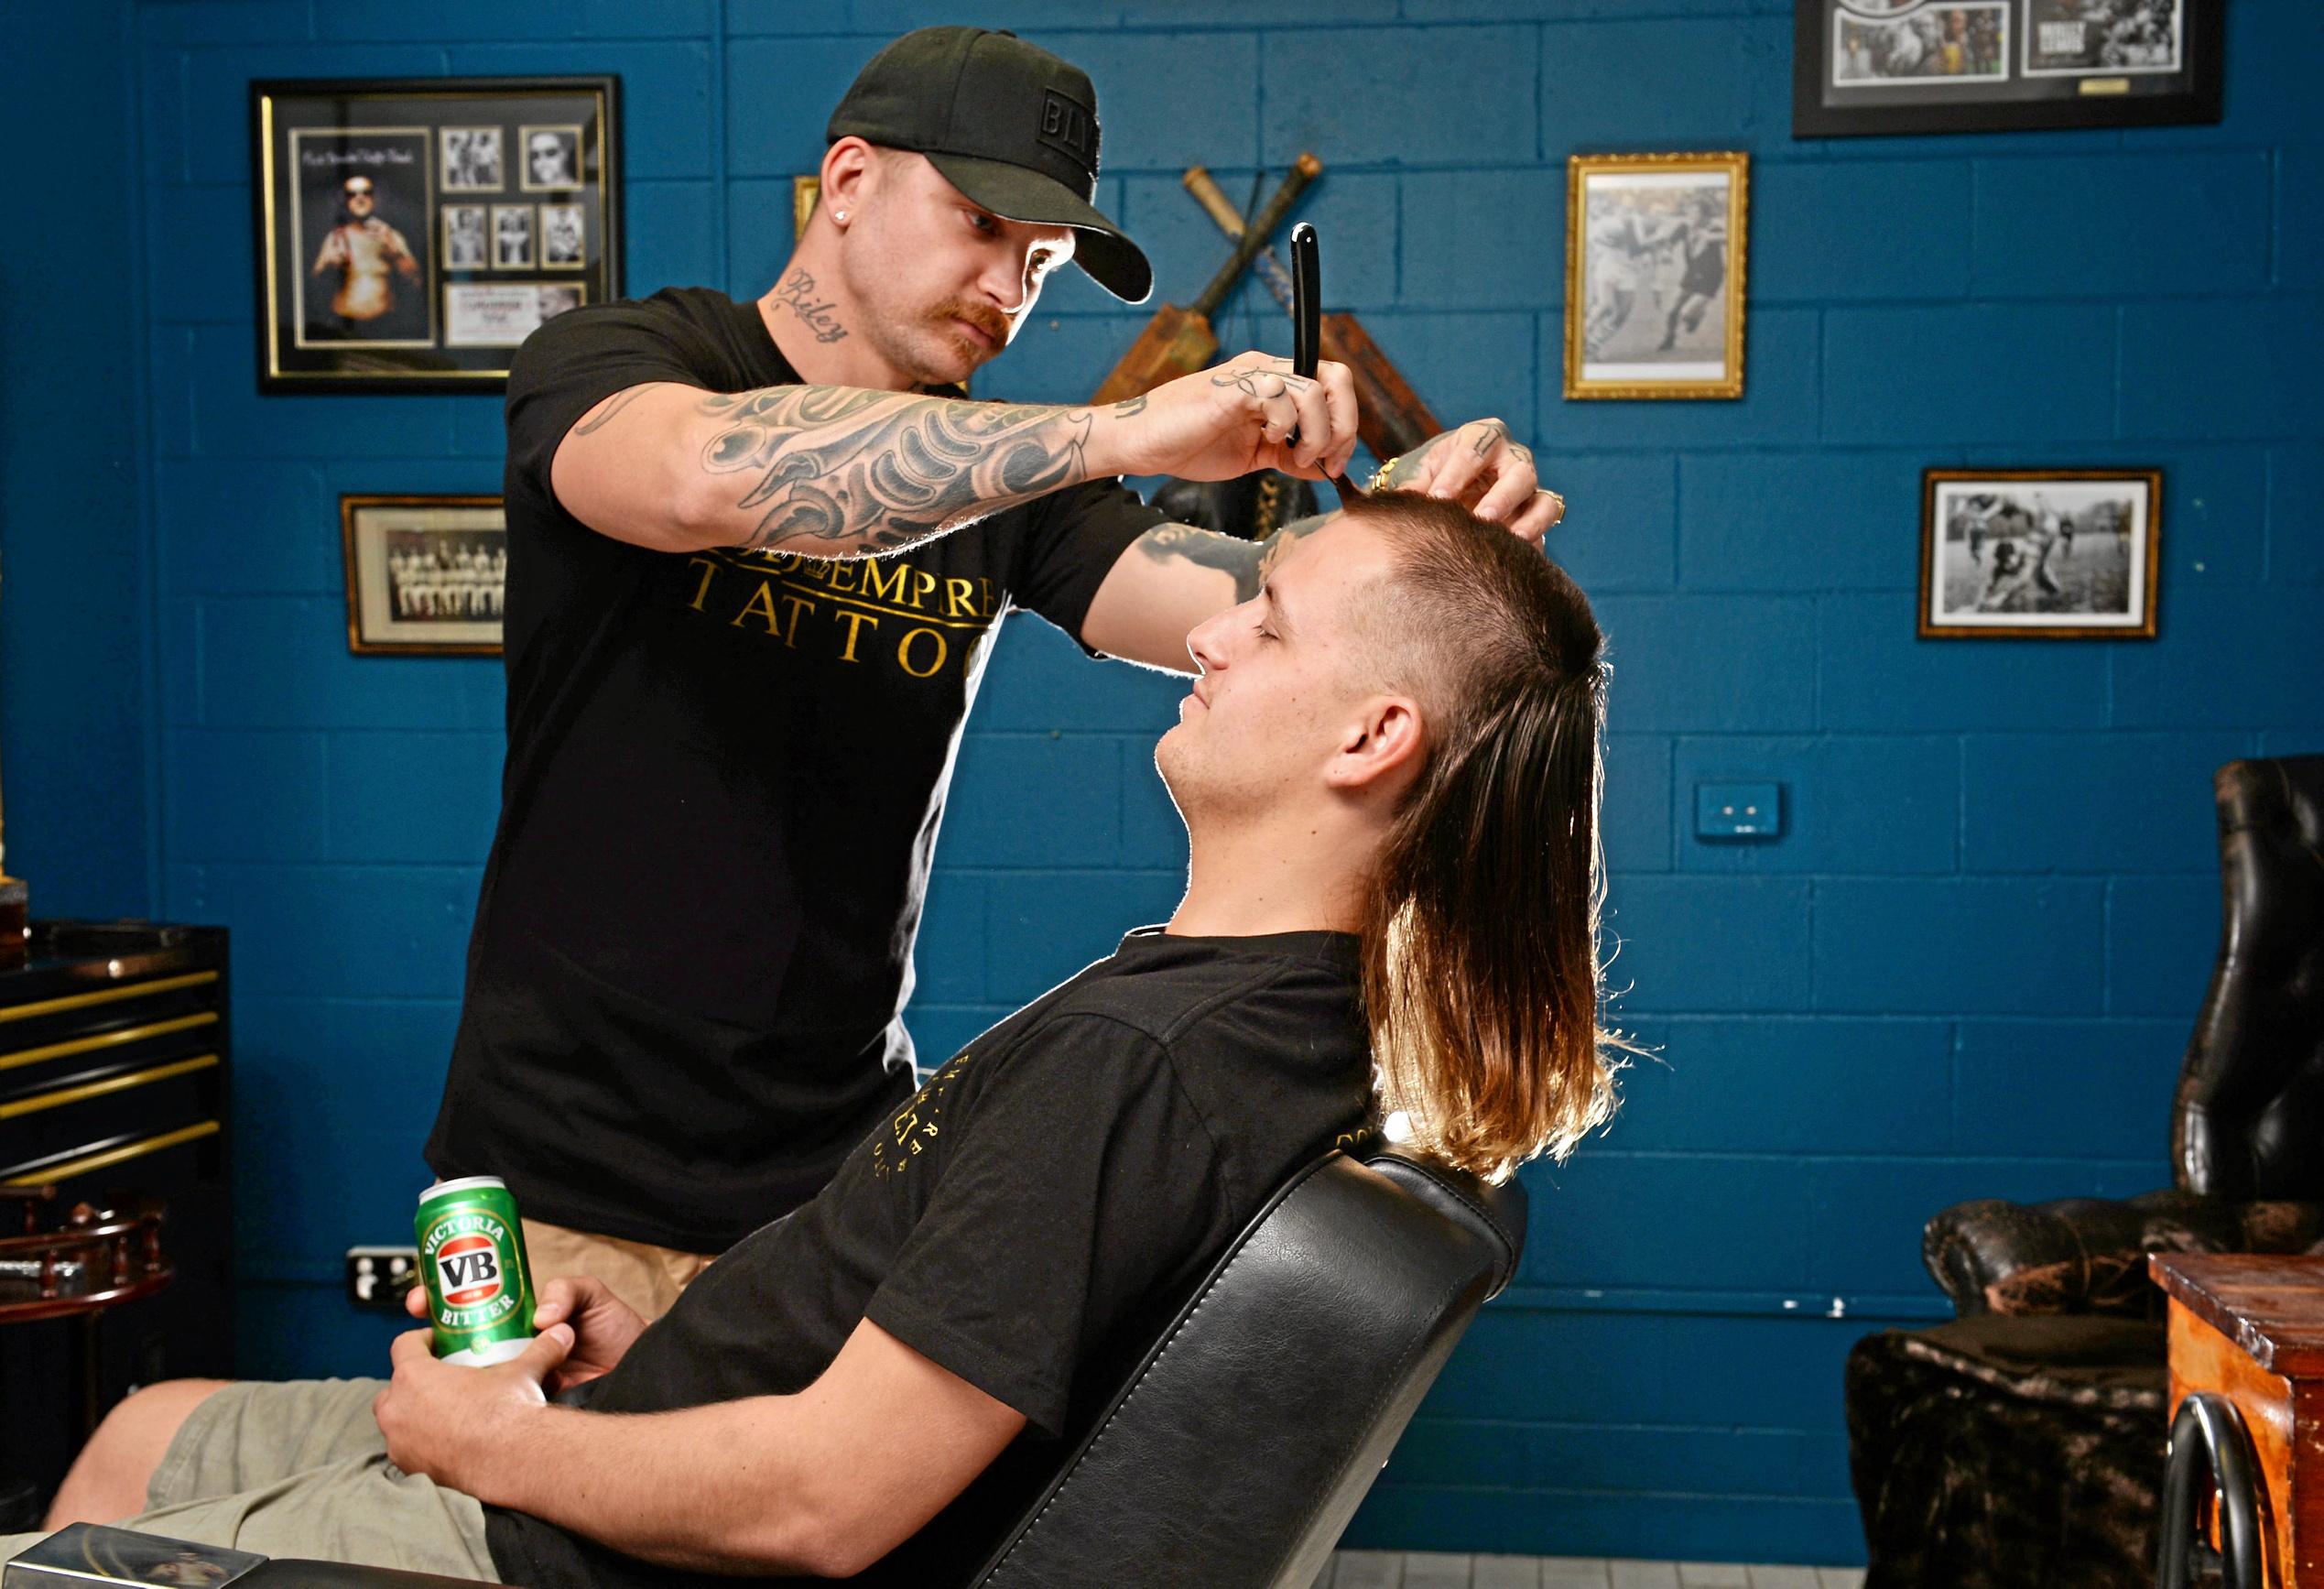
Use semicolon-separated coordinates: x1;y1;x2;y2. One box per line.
1182;165;1251;239
1189;152;1321;319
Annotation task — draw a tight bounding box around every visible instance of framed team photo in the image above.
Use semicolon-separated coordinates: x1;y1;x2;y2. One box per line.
1794;0;2222;137
253;76;621;393
1564;151;1748;401
1919;468;2161;638
342;495;506;656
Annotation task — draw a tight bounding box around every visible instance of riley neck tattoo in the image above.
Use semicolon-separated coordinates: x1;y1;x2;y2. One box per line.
697;386;1096;554
774;267;849;343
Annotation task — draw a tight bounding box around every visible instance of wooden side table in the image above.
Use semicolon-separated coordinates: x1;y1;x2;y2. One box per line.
2151;1252;2324;1587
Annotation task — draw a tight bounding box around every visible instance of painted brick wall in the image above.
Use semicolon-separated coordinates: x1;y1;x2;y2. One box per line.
19;0;2321;1566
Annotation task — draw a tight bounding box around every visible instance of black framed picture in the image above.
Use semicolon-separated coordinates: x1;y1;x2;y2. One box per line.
253;76;621;394
1919;468;2161;638
1794;1;2222;138
342;494;506;655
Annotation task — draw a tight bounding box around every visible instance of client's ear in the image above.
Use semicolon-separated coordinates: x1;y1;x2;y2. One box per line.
1324;694;1426;795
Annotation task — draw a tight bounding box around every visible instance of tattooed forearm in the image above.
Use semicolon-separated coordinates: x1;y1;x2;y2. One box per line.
573;386;651;436
773;267;849;343
694;386;1095;554
1132;512;1330;604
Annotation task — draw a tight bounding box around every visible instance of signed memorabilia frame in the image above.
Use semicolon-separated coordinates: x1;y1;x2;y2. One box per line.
1795;1;2223;138
342;494;507;656
253;77;621;393
1918;467;2161;639
1564;151;1748;401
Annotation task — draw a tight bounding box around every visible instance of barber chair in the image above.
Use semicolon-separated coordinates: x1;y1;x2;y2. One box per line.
8;1143;1524;1589
1844;755;2324;1589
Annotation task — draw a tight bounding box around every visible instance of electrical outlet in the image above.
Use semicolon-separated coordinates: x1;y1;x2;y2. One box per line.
347;1246;420;1311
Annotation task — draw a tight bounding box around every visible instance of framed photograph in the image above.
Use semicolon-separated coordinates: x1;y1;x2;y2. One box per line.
253;76;620;393
1795;1;2222;138
1919;468;2161;638
1565;152;1748;401
342;495;506;656
795;175;820;242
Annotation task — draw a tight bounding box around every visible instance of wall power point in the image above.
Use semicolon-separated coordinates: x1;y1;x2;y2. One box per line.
347;1246;420;1311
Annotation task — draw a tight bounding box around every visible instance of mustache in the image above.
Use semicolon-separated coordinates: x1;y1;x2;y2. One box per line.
928;299;1011;349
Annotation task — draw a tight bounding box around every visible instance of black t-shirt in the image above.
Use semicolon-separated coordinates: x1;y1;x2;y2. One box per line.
482;928;1374;1589
423;288;1166;1251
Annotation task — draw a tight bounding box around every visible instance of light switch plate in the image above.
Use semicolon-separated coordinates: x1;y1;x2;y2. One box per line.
1696;781;1783;841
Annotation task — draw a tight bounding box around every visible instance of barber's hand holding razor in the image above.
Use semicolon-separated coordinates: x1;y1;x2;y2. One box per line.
1104;350;1362;484
1377;419;1565;546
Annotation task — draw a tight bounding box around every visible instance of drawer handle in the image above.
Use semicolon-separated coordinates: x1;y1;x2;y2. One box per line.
0;1055;222;1120
0;1012;219;1074
0;971;220;1025
5;1121;223;1187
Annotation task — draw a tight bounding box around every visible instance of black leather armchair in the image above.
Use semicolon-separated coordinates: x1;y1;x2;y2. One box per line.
14;1145;1524;1589
1845;755;2324;1589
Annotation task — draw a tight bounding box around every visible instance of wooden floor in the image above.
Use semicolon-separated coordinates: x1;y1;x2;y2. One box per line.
1315;1554;1867;1589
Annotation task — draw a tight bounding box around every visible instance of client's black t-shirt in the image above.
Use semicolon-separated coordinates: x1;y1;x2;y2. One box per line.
482;928;1374;1589
422;288;1166;1251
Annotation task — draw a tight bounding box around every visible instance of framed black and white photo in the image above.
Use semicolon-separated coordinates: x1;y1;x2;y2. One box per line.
492;203;535;268
518;125;582;191
440;125;503;192
1795;1;2222;137
1919;468;2160;638
342;495;506;656
254;76;619;393
1565;151;1748;401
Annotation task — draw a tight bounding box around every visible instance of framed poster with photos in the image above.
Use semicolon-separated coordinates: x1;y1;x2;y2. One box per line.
1565;151;1748;401
1795;1;2222;138
1919;468;2160;638
253;77;621;393
342;495;506;655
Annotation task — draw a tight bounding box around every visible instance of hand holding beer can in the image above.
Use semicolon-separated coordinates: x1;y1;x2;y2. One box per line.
417;1176;538;1366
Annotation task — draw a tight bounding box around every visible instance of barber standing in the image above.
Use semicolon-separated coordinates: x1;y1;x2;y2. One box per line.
423;27;1562;1322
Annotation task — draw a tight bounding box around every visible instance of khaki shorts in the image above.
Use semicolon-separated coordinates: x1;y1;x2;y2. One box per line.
0;1378;496;1579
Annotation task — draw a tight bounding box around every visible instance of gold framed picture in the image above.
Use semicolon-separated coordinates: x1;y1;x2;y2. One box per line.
1564;151;1748;401
1918;468;2162;640
253;76;619;393
794;175;820;242
342;495;506;656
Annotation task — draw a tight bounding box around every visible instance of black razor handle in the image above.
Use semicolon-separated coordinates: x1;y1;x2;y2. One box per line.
1289;222;1321;380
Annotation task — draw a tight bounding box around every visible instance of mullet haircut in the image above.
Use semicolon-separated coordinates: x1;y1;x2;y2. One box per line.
1342;490;1620;1182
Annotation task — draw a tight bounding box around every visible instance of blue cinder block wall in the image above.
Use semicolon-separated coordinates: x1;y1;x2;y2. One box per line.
3;0;2319;1566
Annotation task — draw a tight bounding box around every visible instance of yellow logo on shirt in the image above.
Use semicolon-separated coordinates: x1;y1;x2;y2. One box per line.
684;550;1001;680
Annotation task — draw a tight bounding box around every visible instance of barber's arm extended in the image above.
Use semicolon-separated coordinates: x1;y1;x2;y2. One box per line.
550;351;1361;562
1079;416;1565;673
375;1311;1023;1579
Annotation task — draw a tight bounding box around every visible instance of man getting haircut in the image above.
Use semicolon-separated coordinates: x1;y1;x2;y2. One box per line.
12;494;1617;1587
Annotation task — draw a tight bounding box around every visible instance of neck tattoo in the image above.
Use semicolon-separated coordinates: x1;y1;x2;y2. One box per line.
776;267;849;344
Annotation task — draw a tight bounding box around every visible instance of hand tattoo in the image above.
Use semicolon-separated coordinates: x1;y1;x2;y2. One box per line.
774;267;849;344
1470;419;1509;459
1112;395;1148;418
697;386;1092;552
1210;366;1312;402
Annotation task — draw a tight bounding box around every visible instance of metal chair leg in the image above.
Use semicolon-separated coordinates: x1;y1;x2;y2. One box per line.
2156;1392;2265;1589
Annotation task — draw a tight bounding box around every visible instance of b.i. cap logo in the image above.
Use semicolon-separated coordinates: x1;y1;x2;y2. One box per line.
1036;88;1096;174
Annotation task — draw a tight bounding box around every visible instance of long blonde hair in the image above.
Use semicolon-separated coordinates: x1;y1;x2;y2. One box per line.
1346;491;1620;1182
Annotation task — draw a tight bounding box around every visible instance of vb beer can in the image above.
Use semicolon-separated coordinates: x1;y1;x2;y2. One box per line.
416;1176;537;1366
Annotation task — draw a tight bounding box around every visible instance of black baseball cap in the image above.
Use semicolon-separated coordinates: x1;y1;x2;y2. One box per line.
827;27;1154;304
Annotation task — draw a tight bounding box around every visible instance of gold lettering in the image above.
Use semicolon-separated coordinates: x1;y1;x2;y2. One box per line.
685;557;720;611
978;578;996;617
732;581;781;634
908;570;937;610
834;607;880;662
943;577;977;619
896;626;948;678
826;561;861;595
777;593;814;648
860;559;910;604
